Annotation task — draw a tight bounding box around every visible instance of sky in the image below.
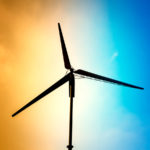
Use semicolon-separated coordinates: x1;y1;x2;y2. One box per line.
0;0;150;150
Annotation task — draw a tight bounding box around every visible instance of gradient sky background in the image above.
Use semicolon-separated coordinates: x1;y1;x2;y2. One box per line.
0;0;149;150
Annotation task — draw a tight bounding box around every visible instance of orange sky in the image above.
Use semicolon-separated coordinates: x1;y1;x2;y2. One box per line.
0;1;71;149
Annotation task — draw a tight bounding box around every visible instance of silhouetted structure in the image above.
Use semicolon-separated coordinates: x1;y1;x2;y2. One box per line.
12;23;144;150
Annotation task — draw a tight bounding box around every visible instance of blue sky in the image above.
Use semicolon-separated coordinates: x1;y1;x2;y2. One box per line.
103;0;150;123
65;0;150;150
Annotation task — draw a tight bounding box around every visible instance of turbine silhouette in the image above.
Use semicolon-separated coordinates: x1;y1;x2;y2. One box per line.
12;23;144;150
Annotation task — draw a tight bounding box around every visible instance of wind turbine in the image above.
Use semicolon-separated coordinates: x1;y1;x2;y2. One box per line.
12;23;144;150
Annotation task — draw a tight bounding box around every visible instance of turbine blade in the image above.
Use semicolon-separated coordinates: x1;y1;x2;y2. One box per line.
74;69;144;90
12;73;70;117
58;23;72;69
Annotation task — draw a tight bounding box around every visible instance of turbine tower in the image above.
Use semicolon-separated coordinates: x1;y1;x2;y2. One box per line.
12;23;144;150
